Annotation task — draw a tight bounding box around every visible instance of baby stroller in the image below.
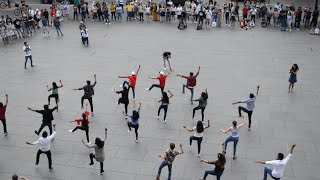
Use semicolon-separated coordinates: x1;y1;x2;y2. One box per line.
261;16;267;27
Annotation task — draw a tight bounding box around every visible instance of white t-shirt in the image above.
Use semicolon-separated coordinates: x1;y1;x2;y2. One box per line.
205;10;212;19
32;131;56;152
145;7;151;14
176;7;182;15
23;45;32;56
266;154;292;178
193;126;205;137
81;30;89;38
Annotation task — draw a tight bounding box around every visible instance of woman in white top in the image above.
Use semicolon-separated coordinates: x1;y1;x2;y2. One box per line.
205;9;212;27
145;4;151;22
170;5;176;22
220;118;246;160
183;120;210;157
286;10;293;31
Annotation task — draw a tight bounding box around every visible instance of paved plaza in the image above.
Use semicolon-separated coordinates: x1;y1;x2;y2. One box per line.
1;1;320;180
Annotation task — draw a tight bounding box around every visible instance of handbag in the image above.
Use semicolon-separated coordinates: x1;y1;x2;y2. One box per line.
211;21;217;27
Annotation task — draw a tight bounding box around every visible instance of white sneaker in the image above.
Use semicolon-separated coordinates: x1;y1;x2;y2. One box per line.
197;153;200;157
164;68;167;71
88;142;92;144
120;85;123;88
106;23;108;25
108;23;111;25
134;139;139;143
163;120;167;123
133;98;136;101
146;88;150;91
128;130;131;133
156;116;160;119
4;132;8;136
68;130;73;133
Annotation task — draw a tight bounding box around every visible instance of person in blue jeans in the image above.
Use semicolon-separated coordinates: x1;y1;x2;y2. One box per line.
200;144;226;180
157;143;184;180
116;5;122;21
177;66;200;102
53;17;64;36
220;117;246;160
125;102;141;143
256;144;296;180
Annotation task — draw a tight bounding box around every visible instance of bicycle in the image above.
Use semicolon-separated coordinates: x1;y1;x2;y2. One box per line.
0;0;16;9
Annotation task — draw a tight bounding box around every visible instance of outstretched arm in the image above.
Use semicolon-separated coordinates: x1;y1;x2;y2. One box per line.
136;65;141;74
194;66;200;77
290;144;296;155
93;74;97;86
148;75;157;79
182;126;194;132
256;160;266;164
47;85;51;91
5;94;8;105
59;80;64;88
256;85;260;95
85;102;88;112
27;107;38;112
219;127;232;133
205;120;210;129
104;128;108;141
179;144;184;154
168;90;173;98
167;69;172;76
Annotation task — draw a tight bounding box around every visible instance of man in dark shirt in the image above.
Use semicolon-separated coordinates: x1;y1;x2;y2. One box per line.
73;74;97;115
13;18;24;38
294;7;302;29
28;104;58;135
43;9;49;20
311;7;319;28
177;66;200;102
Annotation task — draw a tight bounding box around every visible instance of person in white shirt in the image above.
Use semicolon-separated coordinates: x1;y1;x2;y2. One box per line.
232;86;259;131
183;120;210;157
81;29;89;45
25;124;57;170
22;42;34;69
256;144;296;180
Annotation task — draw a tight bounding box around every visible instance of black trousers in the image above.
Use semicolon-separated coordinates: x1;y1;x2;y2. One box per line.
193;106;205;121
190;136;203;154
73;126;90;142
81;96;93;112
118;98;129;114
90;153;104;173
238;106;253;128
36;150;52;169
111;12;116;21
148;84;164;94
1;119;7;133
158;104;168;120
36;122;52;135
48;94;59;105
127;122;139;140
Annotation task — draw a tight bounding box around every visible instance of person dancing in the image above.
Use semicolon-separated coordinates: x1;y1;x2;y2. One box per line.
157;90;173;123
118;65;141;100
47;80;63;109
191;89;208;121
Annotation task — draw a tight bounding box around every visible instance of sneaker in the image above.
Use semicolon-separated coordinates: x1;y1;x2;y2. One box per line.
164;68;167;71
68;130;73;133
133;98;136;101
163;120;167;123
106;23;108;25
49;167;53;170
197;153;200;157
233;156;237;160
248;128;251;131
146;88;150;91
127;130;131;133
100;171;104;175
88;142;92;144
81;106;84;109
120;85;123;88
156;116;159;119
4;132;8;136
134;139;139;143
91;113;94;116
108;23;111;25
89;162;94;165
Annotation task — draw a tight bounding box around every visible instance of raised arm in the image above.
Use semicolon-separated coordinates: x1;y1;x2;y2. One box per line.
182;126;194;132
136;65;141;75
166;70;172;76
5;94;8;105
194;66;200;77
148;75;157;79
204;120;210;129
137;102;142;111
93;74;97;86
59;80;63;88
104;128;108;141
85;102;88;112
290;144;296;155
256;85;260;95
47;85;52;91
168;90;174;98
179;144;184;154
205;88;208;95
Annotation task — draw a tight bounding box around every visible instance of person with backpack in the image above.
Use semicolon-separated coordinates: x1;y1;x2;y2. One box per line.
191;89;208;121
157;90;173;122
220;117;246;160
177;66;200;102
73;74;97;115
156;143;184;180
183;120;210;157
82;128;107;175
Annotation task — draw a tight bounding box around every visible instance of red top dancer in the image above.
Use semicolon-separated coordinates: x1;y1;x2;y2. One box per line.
146;70;171;94
118;65;141;100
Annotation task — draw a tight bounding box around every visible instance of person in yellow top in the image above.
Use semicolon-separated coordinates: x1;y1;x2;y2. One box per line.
126;2;133;21
152;3;158;21
110;2;116;21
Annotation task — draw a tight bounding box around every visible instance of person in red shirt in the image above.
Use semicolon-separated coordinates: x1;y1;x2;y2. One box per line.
146;70;171;94
177;66;200;103
69;103;90;143
0;94;8;136
118;65;141;100
49;6;56;26
242;6;249;20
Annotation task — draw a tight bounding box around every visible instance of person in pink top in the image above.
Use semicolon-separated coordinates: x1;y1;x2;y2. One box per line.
0;94;8;136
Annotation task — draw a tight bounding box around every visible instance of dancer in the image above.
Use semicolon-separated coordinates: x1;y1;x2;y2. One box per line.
118;65;141;100
115;86;129;115
288;64;299;93
146;70;171;94
47;80;63;108
220;117;246;160
156;143;184;180
82;128;107;175
256;144;296;180
177;66;200;102
80;28;89;46
199;144;226;180
69;104;90;143
232;89;258;131
73;74;96;116
157;90;173;123
0;94;8;136
25;124;57;170
183;120;210;157
191;89;208;121
23;42;35;69
125;102;141;143
28;104;58;136
162;51;172;71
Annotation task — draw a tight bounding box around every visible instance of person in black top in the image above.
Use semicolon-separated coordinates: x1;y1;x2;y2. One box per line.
116;86;129;115
198;8;205;28
311;7;319;28
157;90;173;122
69;112;90;143
43;9;49;20
28;104;58;135
13;18;24;39
162;51;172;71
73;74;97;116
200;144;226;180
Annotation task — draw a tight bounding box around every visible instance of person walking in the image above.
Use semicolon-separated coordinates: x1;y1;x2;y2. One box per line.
47;80;63;109
23;42;34;69
73;74;96;115
118;65;141;100
256;144;296;180
41;16;50;36
199;144;226;180
162;51;172;71
156;143;184;180
288;64;299;93
157;90;173;123
220;118;246;160
82;128;107;175
232;88;258;131
0;94;8;136
125;102;141;143
28;104;58;136
25;124;57;170
53;17;64;36
115;86;129;115
191;89;208;121
69;109;90;143
146;70;171;94
177;66;200;102
183;120;210;157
